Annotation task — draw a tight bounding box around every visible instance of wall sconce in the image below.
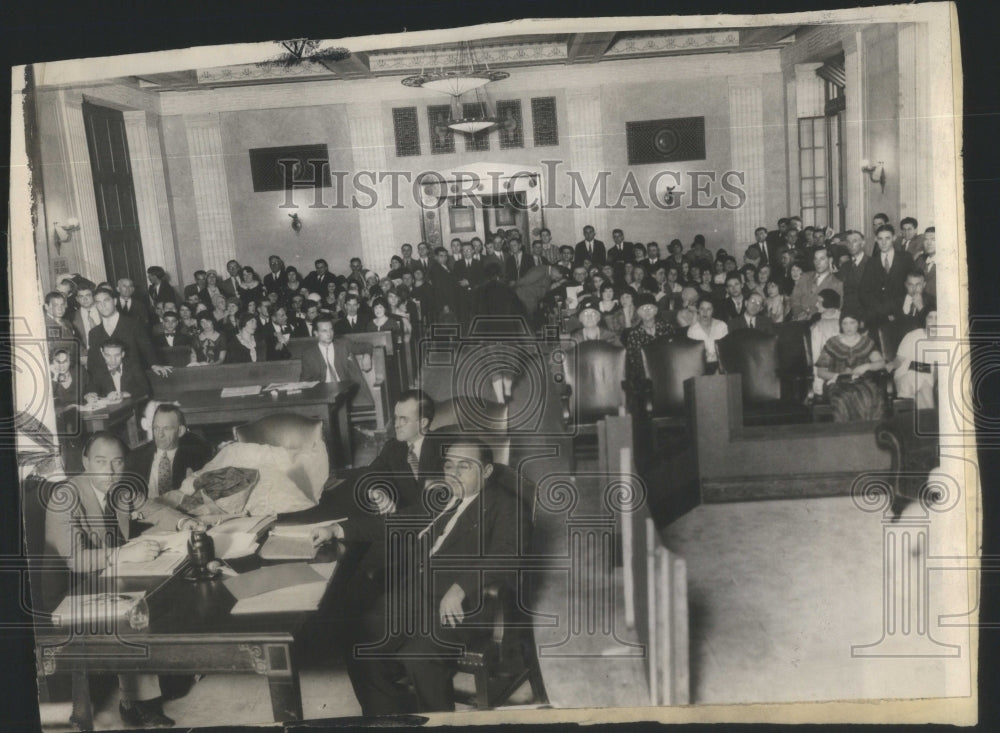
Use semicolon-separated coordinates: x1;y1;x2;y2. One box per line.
861;159;887;194
288;213;302;234
52;217;80;254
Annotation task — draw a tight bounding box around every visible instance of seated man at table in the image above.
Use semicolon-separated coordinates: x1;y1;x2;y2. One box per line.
125;403;214;500
298;314;373;400
44;431;205;728
151;310;192;363
311;438;527;715
84;337;150;404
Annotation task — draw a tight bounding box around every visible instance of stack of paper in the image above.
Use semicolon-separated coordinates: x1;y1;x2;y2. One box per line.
259;519;345;560
229;563;336;615
51;592;145;624
208;515;275;559
220;385;262;398
262;381;320;392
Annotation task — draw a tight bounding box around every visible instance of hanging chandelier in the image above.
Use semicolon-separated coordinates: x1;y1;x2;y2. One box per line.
402;42;509;135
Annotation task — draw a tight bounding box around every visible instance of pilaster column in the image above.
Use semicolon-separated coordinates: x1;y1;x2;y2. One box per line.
564;89;609;241
347;103;396;271
59;92;105;281
123;111;169;274
183;113;236;273
728;76;767;257
843;32;866;232
898;23;933;224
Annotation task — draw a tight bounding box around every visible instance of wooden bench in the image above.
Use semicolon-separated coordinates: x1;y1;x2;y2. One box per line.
148;360;302;401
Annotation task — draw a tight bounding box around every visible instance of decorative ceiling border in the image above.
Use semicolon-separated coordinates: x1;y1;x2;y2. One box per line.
605;32;740;56
197;61;335;84
368;42;567;73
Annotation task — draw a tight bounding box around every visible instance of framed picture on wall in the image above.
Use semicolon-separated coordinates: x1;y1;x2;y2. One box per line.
248;144;333;192
494;204;517;226
449;203;478;233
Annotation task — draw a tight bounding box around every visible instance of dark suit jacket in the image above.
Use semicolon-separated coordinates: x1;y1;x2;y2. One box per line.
859;249;915;323
721;296;746;322
303;271;336;296
152;331;192;353
428;263;461;317
147;282;177;307
453;258;485;289
87;314;158;379
503;253;534;282
333;314;373;337
838;254;871;315
224;334;269;364
298;339;367;392
893;294;937;333
574;239;607;266
915;253;937;297
117;297;152;326
84;359;150;399
124;432;214;498
263;270;286;294
606;242;635;266
727;312;774;334
265;323;295;359
220;277;240;298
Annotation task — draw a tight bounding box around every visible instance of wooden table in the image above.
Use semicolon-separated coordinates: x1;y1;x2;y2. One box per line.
176;383;356;467
62;398;143;446
34;543;362;727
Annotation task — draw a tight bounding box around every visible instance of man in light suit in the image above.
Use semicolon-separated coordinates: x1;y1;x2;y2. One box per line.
219;259;242;298
73;284;101;356
574;224;606;267
124;404;213;499
45;431;204;728
299;314;372;397
790;246;843;321
309;434;527;714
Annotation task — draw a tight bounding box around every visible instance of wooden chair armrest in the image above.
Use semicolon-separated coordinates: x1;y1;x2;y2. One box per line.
371;346;387;387
482;581;508;648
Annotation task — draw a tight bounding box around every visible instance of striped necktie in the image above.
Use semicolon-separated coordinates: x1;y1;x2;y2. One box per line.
155;452;172;496
407;444;420;478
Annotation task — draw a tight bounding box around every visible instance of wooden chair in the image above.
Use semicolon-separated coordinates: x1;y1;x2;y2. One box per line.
560;340;627;470
450;463;548;709
640;336;705;430
716;330;811;426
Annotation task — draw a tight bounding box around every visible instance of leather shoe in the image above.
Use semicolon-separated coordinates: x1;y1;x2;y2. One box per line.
119;699;175;728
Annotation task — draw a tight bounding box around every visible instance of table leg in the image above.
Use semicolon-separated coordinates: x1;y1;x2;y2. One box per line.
71;671;94;730
267;672;303;722
336;404;353;468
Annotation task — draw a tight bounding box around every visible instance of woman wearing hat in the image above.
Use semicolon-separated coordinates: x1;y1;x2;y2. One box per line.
624;292;675;412
570;297;621;346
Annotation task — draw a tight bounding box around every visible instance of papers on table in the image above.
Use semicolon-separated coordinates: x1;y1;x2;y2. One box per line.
77;399;109;412
258;519;346;560
103;551;186;577
223;562;323;600
220;385;262;398
261;381;320;393
51;592;145;624
210;515;276;538
229;563;336;615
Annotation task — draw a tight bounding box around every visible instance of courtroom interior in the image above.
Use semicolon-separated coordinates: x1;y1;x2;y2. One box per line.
18;16;968;729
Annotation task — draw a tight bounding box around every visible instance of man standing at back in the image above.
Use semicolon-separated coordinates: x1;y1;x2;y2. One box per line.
860;224;914;326
574;225;606;267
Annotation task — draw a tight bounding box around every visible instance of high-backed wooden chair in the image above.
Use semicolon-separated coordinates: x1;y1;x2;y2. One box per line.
640;336;705;430
716;330;811;425
559;340;627;470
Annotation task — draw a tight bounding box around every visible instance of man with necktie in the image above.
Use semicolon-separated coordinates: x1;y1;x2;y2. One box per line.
73;284;101;356
44;291;79;365
116;278;153;326
299;314;372;395
915;227;936;297
308;434;526;714
574;224;607;267
152;311;192;363
893;270;936;332
45;431;204;728
124;403;213;501
83;338;150;403
333;293;373;336
859;224;914;326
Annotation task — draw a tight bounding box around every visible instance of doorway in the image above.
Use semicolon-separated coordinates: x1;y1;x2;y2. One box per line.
81;101;145;286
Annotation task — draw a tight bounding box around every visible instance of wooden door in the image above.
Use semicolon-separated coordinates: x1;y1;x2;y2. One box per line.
82;101;145;286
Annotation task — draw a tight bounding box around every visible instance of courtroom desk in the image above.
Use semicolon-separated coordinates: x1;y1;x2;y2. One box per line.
175;382;357;467
60;398;143;447
34;542;363;727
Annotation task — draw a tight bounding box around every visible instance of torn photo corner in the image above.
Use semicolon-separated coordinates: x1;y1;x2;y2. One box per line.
8;2;979;728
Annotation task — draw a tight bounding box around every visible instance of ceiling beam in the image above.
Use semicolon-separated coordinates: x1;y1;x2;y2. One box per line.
740;26;800;47
326;51;371;79
566;32;617;63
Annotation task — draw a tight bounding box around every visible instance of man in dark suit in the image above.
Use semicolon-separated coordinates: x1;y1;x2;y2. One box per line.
151;310;192;363
308;433;526;714
262;255;286;295
428;247;461;322
859;224;915;325
606;228;635;268
503;239;534;283
304;258;336;296
574;225;606;267
892;270;937;333
453;242;485;290
183;270;208;302
838;230;871;316
720;274;747;321
219;259;242;298
765;217;790;254
914;227;936;297
124;403;213;499
727;292;774;334
145;266;177;309
333;293;373;336
300;314;372;395
83;338;151;401
116;278;153;327
264;305;297;359
750;226;773;266
87;287;170;380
